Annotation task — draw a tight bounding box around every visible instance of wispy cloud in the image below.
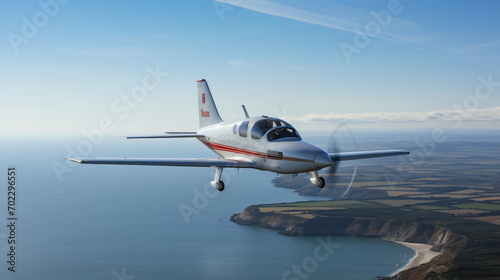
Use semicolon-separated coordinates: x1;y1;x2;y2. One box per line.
215;0;497;53
216;0;402;41
455;40;500;53
288;106;500;124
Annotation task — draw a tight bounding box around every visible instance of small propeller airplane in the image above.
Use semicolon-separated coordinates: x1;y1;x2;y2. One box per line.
68;79;409;191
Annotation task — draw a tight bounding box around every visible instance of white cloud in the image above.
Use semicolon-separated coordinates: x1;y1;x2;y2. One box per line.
288;106;500;124
217;0;396;39
215;0;497;53
455;40;500;53
215;0;427;46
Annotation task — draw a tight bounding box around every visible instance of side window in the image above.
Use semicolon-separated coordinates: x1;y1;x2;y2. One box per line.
233;124;237;134
239;121;249;137
251;120;269;139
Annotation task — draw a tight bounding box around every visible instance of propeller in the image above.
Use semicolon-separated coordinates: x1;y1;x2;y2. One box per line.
326;122;358;198
327;137;340;179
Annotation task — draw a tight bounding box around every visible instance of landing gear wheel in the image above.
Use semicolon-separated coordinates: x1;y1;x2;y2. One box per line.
317;177;325;188
217;181;225;192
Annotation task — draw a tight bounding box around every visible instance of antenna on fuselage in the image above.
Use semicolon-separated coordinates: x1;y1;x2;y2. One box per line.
241;105;250;118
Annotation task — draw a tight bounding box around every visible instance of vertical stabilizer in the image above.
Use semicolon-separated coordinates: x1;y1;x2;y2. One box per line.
197;79;223;128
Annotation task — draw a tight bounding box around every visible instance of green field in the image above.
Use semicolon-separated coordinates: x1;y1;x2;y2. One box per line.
412;205;449;210
455;203;500;211
270;200;373;208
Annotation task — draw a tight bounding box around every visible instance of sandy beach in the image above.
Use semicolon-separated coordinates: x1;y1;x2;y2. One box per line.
387;240;442;275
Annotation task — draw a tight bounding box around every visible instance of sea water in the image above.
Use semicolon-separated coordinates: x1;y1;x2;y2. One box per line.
0;136;414;280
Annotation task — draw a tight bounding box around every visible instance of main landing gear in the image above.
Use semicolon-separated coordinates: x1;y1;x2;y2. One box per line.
310;171;325;188
210;167;225;191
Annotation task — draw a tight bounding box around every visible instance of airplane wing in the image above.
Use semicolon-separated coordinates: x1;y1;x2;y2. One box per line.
66;157;256;168
123;132;204;139
329;150;409;161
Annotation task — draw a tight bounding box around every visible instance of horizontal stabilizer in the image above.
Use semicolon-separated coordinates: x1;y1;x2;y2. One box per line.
67;157;256;168
329;150;409;161
164;132;198;134
124;133;204;139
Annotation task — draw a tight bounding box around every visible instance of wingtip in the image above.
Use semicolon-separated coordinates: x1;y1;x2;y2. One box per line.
66;158;83;163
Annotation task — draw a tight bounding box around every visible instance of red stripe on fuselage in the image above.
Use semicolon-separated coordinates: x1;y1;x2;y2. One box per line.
198;138;312;162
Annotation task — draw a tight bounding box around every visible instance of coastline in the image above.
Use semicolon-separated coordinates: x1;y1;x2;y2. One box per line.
387;240;441;276
232;201;500;278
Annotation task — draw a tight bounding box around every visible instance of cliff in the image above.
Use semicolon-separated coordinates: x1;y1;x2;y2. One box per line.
231;203;500;279
231;206;454;245
231;205;306;232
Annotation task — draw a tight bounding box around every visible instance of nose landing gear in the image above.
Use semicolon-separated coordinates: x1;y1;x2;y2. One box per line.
310;171;325;188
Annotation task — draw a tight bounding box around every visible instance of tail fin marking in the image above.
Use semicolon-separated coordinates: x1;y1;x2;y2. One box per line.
197;79;223;128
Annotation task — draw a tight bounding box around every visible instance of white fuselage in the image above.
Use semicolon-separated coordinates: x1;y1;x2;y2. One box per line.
197;116;332;174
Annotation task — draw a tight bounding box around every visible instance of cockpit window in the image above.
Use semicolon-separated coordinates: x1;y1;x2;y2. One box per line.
251;118;291;139
239;121;249;137
267;127;301;141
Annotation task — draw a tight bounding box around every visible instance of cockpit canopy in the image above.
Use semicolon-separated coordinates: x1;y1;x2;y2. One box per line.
248;118;301;141
267;127;301;141
251;118;290;139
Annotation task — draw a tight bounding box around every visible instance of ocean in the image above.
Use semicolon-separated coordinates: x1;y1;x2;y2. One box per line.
0;136;414;280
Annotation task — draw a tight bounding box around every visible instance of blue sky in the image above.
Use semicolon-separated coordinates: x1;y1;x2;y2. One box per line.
1;0;499;136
